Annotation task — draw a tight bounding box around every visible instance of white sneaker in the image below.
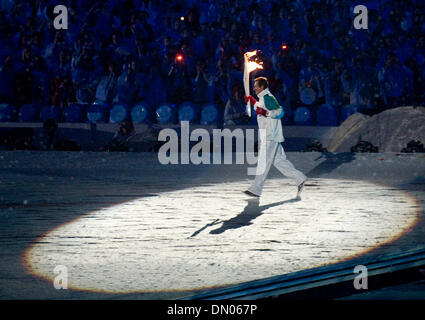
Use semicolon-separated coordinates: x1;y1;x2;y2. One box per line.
243;190;260;198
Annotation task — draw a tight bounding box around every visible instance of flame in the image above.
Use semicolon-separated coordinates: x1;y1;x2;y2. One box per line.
245;50;257;58
244;50;263;73
246;61;263;73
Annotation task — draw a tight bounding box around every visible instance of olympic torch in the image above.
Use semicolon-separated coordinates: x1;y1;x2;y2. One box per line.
243;50;263;117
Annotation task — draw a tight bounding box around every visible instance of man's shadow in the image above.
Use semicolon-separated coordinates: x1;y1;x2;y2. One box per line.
189;197;301;237
306;152;356;177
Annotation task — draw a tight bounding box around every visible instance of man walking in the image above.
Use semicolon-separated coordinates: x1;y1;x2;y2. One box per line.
244;77;307;198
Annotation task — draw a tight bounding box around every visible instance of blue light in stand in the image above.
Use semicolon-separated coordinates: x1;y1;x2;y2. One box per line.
0;104;16;122
316;104;338;126
201;104;219;125
131;102;152;124
109;103;129;123
294;106;312;125
156;104;176;124
87;103;108;123
178;102;199;124
64;103;87;123
18;104;40;122
40;105;61;122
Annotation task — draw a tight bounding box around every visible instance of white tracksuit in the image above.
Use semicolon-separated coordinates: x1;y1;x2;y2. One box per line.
247;88;306;196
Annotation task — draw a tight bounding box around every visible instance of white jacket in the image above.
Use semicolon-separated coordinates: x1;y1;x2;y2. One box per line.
254;88;284;142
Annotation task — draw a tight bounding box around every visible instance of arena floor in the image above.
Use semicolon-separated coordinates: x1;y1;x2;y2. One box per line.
0;151;424;299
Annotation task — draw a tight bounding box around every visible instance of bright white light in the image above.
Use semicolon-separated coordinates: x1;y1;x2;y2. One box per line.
244;50;263;73
24;178;420;293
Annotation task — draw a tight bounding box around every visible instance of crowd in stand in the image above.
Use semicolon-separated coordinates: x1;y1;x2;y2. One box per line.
0;0;424;125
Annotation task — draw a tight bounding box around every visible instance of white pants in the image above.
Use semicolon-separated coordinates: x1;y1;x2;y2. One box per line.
248;140;306;196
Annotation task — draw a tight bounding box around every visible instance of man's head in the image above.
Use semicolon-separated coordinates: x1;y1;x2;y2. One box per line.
253;77;268;95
